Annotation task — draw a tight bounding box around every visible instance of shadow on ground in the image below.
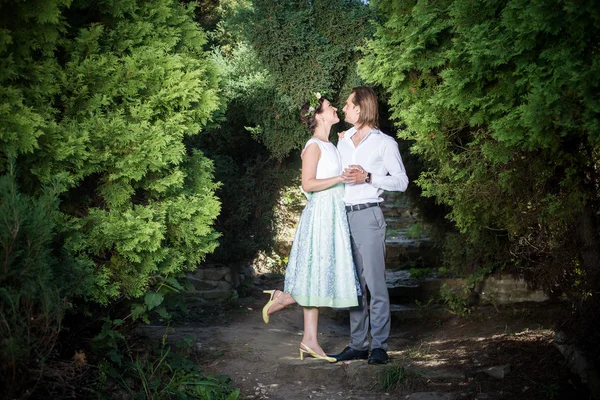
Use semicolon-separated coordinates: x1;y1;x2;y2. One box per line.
137;283;590;400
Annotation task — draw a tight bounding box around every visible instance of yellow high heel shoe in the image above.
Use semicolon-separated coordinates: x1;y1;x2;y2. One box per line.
299;342;336;363
262;290;281;324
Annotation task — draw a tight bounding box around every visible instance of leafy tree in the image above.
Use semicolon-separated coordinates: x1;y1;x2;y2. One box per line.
0;2;222;393
228;0;374;159
186;0;374;264
360;0;600;352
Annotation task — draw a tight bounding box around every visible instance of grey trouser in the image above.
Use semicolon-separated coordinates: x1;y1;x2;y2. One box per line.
347;206;390;351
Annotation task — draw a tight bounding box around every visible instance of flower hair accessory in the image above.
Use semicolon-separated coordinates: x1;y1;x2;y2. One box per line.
304;91;326;117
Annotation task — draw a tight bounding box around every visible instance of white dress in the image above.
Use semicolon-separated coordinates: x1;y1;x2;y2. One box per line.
283;138;360;307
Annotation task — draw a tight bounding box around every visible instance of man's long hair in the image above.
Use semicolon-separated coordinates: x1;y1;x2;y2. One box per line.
352;86;379;129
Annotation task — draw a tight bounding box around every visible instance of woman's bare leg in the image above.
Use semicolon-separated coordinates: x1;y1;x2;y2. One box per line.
300;307;326;356
266;290;296;316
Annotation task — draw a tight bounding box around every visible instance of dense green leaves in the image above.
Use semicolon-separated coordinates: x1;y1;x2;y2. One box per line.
227;0;374;158
1;0;222;395
361;0;600;271
1;0;222;305
0;165;65;395
360;0;600;357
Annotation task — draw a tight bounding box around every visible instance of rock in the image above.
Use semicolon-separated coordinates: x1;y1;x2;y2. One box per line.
386;270;418;288
194;266;230;281
554;331;600;399
343;361;378;389
241;265;255;278
203;279;232;291
199;289;233;300
186;275;217;291
479;364;511;379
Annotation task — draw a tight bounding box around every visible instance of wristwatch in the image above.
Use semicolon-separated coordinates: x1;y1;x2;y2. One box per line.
365;172;372;184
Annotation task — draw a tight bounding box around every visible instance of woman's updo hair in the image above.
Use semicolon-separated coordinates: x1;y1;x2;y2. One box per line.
300;96;326;134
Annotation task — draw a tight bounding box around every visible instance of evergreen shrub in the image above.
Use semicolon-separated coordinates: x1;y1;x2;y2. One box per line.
360;0;600;355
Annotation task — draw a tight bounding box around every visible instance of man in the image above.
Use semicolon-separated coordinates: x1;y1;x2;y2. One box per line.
330;86;409;364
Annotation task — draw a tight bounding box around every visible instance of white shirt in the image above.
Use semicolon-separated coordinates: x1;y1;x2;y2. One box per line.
337;127;409;205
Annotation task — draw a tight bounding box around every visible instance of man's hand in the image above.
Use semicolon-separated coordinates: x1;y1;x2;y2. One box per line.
337;130;347;139
342;164;368;184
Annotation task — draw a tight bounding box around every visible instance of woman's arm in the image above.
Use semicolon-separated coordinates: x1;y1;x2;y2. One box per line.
301;143;343;192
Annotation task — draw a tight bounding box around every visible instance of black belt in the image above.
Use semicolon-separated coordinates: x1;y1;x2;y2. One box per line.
345;202;380;212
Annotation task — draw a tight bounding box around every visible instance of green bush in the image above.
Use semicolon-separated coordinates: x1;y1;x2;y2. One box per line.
0;166;65;396
95;321;239;400
360;0;600;354
223;0;374;159
0;0;223;396
360;0;600;270
1;0;221;304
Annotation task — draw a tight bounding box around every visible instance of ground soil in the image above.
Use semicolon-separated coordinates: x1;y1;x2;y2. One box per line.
139;282;591;400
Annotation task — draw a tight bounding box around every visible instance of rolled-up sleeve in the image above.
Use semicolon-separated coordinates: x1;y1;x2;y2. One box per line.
371;140;409;192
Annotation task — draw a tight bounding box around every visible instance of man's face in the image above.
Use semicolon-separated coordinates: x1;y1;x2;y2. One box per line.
342;93;360;125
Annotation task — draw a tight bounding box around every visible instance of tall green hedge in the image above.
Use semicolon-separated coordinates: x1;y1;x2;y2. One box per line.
227;0;374;159
360;0;600;352
0;0;222;393
185;0;375;264
1;0;221;304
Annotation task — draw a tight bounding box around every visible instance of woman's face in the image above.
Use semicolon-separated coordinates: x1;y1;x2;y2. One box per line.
318;99;339;125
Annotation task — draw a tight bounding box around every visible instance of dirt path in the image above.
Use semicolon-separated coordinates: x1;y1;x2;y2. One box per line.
138;284;590;400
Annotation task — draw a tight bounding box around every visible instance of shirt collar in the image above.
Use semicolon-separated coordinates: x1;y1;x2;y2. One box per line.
346;126;380;138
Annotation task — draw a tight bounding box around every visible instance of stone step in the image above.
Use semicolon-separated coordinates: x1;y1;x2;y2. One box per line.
385;239;440;269
387;278;466;303
384;217;418;230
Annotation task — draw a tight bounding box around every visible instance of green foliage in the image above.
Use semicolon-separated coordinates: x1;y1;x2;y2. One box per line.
0;165;65;396
96;325;239;399
54;1;221;304
130;276;188;324
1;0;222;305
541;383;561;400
360;0;600;299
377;364;406;391
404;223;426;239
409;267;430;280
439;283;471;317
376;363;426;392
1;0;223;396
223;0;374;158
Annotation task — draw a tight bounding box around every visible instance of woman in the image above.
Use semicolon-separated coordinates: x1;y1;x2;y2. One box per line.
262;93;360;363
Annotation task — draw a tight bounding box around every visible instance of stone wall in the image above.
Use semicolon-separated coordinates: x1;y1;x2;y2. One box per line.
185;264;255;308
388;274;550;305
479;275;549;304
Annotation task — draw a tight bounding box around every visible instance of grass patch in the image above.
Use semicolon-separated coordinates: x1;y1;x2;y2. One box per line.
376;363;426;392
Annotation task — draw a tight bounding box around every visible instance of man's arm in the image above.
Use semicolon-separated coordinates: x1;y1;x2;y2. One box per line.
370;140;409;192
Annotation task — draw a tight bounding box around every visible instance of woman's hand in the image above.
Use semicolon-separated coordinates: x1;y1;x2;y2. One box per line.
342;165;367;184
337;130;347;139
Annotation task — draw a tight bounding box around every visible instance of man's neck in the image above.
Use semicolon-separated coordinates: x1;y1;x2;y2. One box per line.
352;125;373;144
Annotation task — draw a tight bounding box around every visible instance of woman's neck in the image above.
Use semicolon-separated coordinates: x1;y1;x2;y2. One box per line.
313;124;331;142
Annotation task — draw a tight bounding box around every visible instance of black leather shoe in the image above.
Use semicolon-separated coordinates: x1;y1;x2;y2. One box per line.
327;346;368;362
368;348;389;365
